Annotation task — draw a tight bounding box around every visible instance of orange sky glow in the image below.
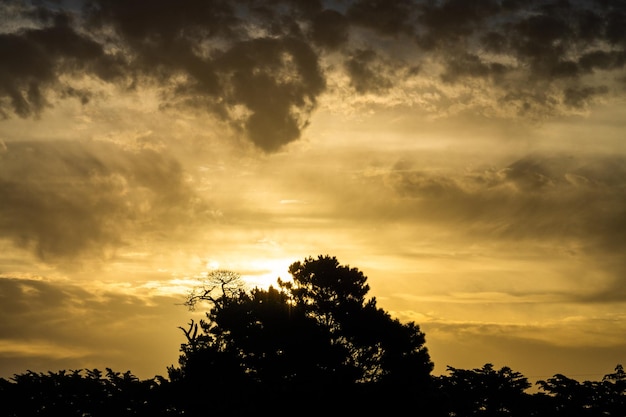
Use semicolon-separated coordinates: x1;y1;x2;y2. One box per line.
1;0;625;385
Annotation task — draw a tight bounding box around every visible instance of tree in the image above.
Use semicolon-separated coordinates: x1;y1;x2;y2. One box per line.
167;271;255;414
283;255;433;387
0;368;174;417
535;364;626;416
438;363;532;416
169;255;434;413
183;269;245;311
600;364;626;415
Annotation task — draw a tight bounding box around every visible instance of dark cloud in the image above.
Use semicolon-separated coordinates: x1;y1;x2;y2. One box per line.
346;0;418;37
0;276;177;341
605;6;626;46
416;0;625;110
344;49;393;93
83;0;326;151
310;9;349;50
213;36;325;151
417;0;502;48
575;8;605;41
510;3;625;79
85;0;239;42
441;52;508;83
1;0;626;147
563;85;609;108
578;50;626;72
0;14;107;117
0;277;93;341
0;141;208;262
244;0;324;21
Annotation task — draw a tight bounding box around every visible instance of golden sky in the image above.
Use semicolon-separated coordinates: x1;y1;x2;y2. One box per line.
1;0;625;383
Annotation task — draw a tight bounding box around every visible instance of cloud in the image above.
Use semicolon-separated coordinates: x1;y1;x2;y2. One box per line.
83;0;326;152
347;0;418;37
0;276;190;378
212;36;325;151
422;318;626;377
344;48;393;93
417;0;502;47
385;154;626;236
563;86;610;108
0;11;110;118
1;0;625;151
310;9;350;50
377;153;626;299
0;140;208;263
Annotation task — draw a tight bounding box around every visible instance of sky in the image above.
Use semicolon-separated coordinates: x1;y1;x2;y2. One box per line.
1;0;625;384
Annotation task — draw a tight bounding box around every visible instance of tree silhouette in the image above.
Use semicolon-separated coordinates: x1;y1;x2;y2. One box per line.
0;368;173;417
169;255;434;413
601;364;626;415
437;363;532;416
2;254;624;416
536;364;626;416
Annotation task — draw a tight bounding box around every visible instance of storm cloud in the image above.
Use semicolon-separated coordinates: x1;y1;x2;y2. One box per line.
1;0;624;149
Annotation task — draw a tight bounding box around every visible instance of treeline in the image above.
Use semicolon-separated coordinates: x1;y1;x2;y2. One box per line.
1;256;624;416
2;363;624;416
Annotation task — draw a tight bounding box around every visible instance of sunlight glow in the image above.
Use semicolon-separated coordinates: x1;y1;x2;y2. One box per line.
241;258;293;290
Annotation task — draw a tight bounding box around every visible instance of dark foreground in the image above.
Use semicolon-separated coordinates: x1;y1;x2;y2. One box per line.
1;364;625;416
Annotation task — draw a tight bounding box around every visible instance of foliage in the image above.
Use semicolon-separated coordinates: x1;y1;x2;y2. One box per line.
535;364;626;416
0;368;175;417
437;363;532;416
168;255;435;413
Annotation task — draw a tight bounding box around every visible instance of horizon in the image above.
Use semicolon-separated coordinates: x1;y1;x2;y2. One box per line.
1;0;625;384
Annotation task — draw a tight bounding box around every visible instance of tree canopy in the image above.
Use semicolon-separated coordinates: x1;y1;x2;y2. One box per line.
168;255;434;413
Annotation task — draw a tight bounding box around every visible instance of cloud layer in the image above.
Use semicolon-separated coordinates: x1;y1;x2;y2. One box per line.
0;140;207;262
0;275;189;378
371;153;626;299
1;0;624;150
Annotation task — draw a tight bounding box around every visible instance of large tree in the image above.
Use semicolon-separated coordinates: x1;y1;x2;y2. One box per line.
169;255;434;412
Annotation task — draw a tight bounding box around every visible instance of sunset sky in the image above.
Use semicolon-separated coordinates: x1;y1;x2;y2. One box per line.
1;0;625;384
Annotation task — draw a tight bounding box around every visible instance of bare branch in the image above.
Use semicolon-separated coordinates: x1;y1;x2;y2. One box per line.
178;319;199;352
183;270;245;311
